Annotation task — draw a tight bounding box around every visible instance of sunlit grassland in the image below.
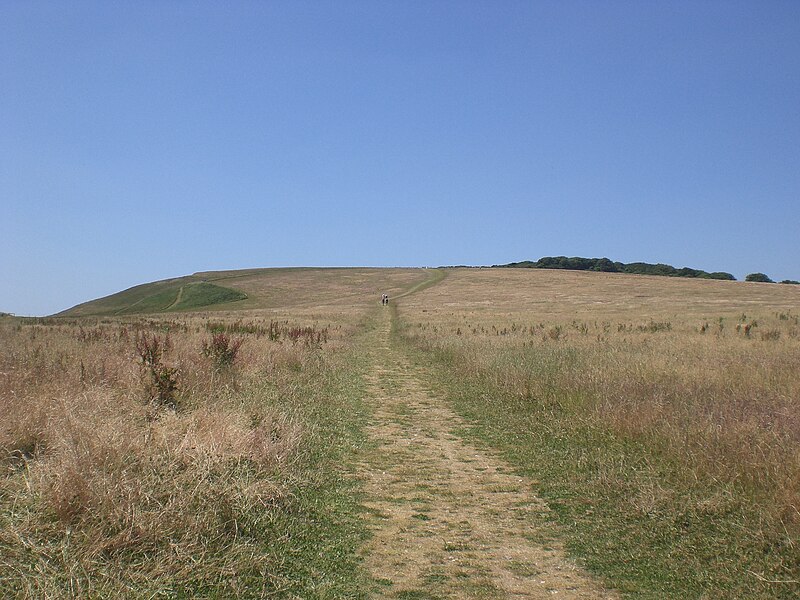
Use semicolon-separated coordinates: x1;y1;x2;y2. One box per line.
1;268;433;598
397;268;800;598
0;316;364;597
6;264;798;597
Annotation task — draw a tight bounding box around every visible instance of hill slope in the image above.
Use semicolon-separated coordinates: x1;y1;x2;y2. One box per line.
57;267;433;317
58;275;247;316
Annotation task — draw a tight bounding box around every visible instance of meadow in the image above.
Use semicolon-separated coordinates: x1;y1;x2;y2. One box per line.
398;268;800;598
1;268;428;598
2;266;799;598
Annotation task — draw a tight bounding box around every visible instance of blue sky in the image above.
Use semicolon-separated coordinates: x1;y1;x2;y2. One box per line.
2;1;799;315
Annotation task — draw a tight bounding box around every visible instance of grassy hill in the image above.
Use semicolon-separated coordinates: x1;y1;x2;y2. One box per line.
57;267;430;317
58;275;246;316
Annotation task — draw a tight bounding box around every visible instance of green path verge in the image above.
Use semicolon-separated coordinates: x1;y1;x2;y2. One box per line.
254;328;375;599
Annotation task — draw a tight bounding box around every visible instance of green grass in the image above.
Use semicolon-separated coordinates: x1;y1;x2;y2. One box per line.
61;280;248;316
117;285;180;313
172;282;247;311
62;277;192;315
394;314;800;600
112;282;247;315
199;322;377;599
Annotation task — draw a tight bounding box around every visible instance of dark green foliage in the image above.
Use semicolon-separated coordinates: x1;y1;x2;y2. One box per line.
745;273;774;283
497;257;736;281
779;280;799;285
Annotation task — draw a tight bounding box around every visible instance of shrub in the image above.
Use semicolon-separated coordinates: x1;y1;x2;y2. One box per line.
745;272;774;283
135;333;179;408
202;333;244;368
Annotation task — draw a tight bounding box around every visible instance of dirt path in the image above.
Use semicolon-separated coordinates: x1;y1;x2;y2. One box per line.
166;285;184;310
357;308;618;599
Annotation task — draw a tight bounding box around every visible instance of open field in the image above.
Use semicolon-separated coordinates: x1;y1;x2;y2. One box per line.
3;266;799;598
2;268;434;597
398;268;800;597
0;318;365;597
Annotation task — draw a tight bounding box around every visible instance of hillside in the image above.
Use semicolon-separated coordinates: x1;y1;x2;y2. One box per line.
57;274;246;316
57;267;432;317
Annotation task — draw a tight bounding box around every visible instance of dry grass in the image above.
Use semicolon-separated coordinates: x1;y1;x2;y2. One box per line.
398;268;800;594
1;267;439;596
0;312;364;597
208;267;429;312
5;264;797;596
402;268;800;501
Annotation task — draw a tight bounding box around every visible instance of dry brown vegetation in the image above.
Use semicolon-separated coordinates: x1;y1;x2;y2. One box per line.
398;268;800;595
1;268;431;597
0;316;332;595
4;265;799;597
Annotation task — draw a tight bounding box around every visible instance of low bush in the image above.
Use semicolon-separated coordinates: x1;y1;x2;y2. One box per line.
201;332;244;368
135;333;179;407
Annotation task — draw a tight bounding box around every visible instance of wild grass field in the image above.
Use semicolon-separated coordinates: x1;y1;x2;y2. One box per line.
398;268;800;598
2;266;799;598
0;268;428;598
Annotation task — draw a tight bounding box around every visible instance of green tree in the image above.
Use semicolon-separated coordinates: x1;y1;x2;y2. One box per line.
745;272;774;283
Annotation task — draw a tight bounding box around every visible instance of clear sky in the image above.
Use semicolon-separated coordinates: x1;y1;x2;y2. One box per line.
2;1;799;316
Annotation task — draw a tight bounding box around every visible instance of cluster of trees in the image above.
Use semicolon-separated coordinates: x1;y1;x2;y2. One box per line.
497;257;736;280
493;257;800;284
746;273;800;285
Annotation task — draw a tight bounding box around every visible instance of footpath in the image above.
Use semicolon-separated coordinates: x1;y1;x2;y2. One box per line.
356;307;618;599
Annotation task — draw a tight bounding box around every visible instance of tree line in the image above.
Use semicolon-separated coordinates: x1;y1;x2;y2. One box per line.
494;257;798;284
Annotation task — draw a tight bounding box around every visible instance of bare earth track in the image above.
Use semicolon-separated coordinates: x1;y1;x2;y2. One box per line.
357;307;618;599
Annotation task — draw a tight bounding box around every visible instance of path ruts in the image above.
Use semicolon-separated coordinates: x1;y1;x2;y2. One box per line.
357;308;618;599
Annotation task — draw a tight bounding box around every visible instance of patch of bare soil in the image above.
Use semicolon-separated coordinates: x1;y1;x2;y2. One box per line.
357;310;618;599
